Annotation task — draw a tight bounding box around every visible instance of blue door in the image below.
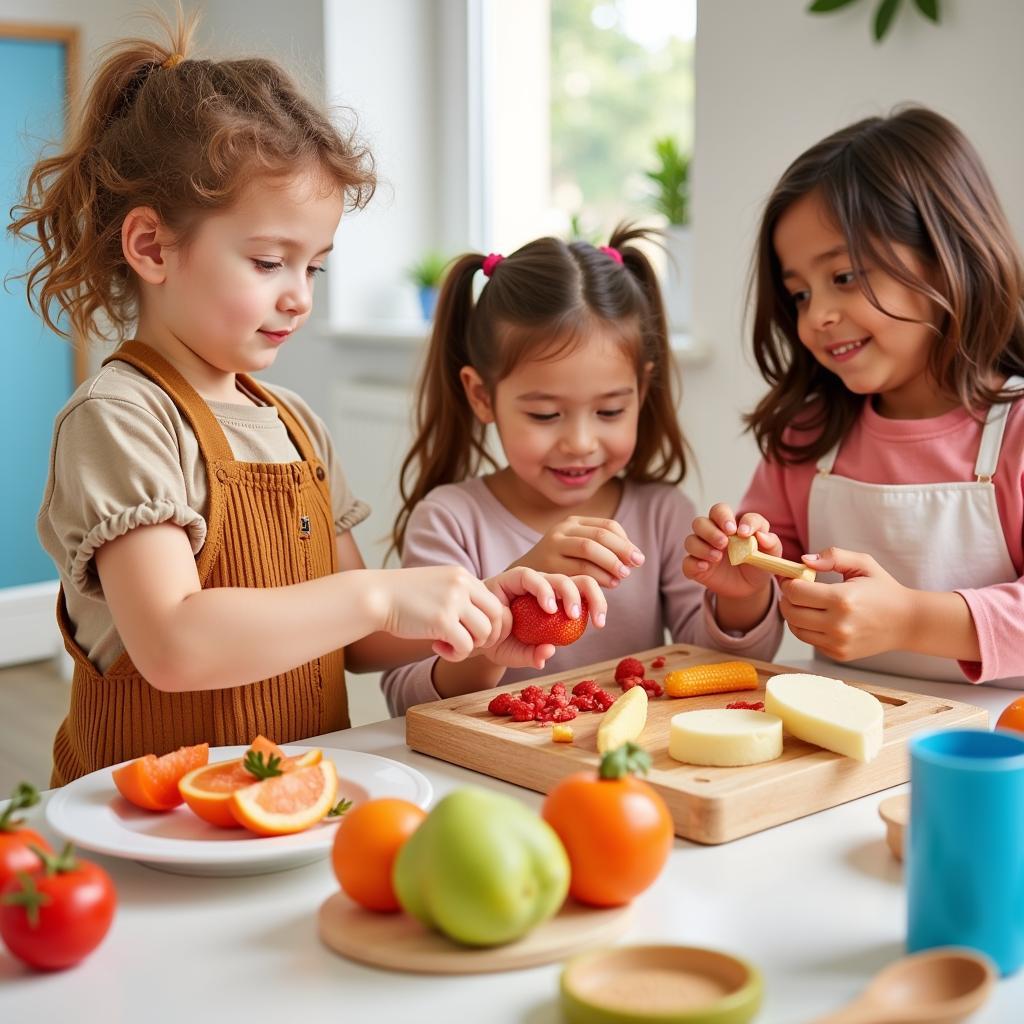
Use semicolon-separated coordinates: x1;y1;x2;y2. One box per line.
0;36;75;588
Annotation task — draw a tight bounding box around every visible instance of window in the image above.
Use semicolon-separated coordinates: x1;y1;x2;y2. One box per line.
484;0;695;251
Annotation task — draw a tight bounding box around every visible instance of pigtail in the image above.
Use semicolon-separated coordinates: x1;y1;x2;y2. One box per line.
9;9;197;341
391;254;496;561
607;223;689;485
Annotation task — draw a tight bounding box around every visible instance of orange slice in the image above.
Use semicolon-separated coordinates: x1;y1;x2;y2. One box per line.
113;743;210;811
229;760;339;836
178;744;322;828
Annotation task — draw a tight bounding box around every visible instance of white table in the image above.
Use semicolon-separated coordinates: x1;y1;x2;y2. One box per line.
1;660;1022;1024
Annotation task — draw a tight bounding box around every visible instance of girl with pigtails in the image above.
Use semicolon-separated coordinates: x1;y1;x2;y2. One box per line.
382;226;783;715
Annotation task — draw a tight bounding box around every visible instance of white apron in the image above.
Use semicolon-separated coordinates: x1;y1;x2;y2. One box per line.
806;378;1023;686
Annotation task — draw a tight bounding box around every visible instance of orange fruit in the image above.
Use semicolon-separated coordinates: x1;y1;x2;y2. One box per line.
332;798;427;912
229;761;339;836
997;697;1024;734
178;739;322;828
113;743;209;811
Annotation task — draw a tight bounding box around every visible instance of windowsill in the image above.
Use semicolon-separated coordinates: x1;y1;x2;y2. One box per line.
328;323;712;364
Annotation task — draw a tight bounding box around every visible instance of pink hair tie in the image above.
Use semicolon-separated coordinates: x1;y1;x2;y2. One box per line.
482;252;505;277
599;245;623;264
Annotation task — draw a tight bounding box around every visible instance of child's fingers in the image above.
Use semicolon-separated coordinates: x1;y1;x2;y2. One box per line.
550;576;584;619
682;554;715;581
690;516;729;550
515;567;558;611
569;522;645;567
684;533;723;563
572;575;607;627
433;621;475;661
573;517;630;542
736;513;770;539
754;529;783;557
561;536;630;577
708;502;738;533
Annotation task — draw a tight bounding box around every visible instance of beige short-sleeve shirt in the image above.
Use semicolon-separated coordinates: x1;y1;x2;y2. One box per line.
38;359;369;673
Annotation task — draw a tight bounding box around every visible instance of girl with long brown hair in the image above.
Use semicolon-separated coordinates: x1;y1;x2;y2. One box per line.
383;225;783;715
684;106;1024;686
15;10;600;784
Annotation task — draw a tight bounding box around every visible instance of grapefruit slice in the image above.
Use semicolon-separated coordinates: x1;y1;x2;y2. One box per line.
178;742;322;828
113;743;210;811
230;760;339;836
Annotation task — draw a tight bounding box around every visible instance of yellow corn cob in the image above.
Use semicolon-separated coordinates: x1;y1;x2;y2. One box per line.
551;723;575;743
664;661;759;698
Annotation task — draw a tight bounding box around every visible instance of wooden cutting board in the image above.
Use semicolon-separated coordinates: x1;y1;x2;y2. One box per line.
405;643;988;844
319;893;629;974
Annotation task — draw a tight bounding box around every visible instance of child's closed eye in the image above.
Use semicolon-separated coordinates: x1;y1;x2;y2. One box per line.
597;408;625;419
251;259;327;278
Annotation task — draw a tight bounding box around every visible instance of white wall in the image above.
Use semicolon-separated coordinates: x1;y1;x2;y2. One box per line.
687;0;1024;511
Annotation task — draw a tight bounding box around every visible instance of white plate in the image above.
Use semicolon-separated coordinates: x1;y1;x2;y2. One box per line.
46;746;432;877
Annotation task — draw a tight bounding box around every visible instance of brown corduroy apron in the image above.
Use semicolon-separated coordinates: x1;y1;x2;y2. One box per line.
51;341;349;786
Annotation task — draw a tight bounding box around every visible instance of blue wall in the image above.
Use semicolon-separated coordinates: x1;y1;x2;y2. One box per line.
0;38;74;587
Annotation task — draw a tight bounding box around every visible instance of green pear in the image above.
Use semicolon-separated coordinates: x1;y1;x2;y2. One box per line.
393;787;569;947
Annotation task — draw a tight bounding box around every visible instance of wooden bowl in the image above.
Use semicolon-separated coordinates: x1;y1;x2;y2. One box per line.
878;793;908;862
560;944;763;1024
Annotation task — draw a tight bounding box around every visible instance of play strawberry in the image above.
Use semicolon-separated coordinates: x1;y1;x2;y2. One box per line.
614;657;645;683
510;595;589;647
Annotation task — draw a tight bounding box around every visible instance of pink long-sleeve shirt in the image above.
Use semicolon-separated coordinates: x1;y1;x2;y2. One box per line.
741;397;1024;683
381;477;784;716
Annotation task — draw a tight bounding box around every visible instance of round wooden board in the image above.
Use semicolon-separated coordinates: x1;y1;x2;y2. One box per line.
318;892;630;974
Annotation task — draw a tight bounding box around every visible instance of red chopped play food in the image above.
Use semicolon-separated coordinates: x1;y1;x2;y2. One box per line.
509;698;538;722
619;675;643;691
640;679;663;698
572;680;600;696
570;693;597;711
651;656;666;669
550;682;568;697
615;657;646;683
520;685;544;704
593;689;615;711
488;693;514;715
725;700;766;711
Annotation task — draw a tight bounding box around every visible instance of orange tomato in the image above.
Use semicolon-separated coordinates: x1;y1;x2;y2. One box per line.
112;743;209;811
332;798;426;912
997;697;1024;734
542;755;673;908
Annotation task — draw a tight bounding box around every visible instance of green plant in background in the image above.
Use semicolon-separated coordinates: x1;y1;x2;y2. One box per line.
406;250;450;289
645;136;690;227
808;0;940;44
567;212;603;244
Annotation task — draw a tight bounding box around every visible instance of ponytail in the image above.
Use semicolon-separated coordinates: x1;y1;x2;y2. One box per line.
392;254;497;560
606;224;690;486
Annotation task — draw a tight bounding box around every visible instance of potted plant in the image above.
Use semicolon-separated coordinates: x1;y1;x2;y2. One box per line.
645;136;692;331
407;250;450;321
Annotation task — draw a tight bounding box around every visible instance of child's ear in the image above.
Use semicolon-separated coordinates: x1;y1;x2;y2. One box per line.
122;206;174;284
459;366;495;424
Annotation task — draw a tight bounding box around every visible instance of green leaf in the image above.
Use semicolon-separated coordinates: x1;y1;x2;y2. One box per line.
327;798;353;818
808;0;861;12
873;0;902;40
243;751;284;780
913;0;939;22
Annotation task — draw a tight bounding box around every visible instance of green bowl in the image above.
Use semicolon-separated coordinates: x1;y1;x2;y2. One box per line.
560;944;763;1024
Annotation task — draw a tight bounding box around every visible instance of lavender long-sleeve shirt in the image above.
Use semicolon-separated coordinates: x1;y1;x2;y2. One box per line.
381;477;784;716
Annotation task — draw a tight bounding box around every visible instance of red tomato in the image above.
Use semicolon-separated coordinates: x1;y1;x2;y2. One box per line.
0;843;116;970
542;743;674;907
0;783;51;890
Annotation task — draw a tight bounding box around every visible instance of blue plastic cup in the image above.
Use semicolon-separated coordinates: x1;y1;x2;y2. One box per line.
907;728;1024;976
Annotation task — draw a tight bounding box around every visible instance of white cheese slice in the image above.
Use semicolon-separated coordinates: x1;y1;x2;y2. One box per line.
765;673;883;762
668;709;783;767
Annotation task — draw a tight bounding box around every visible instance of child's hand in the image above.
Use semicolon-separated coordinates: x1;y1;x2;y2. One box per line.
482;567;607;669
374;565;506;661
779;547;913;661
517;516;645;588
683;503;781;600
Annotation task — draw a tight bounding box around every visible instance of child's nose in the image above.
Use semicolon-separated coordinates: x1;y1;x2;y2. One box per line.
807;293;840;329
561;419;597;455
279;276;313;316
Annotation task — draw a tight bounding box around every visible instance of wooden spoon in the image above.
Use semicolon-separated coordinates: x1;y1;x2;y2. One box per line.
809;947;996;1024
